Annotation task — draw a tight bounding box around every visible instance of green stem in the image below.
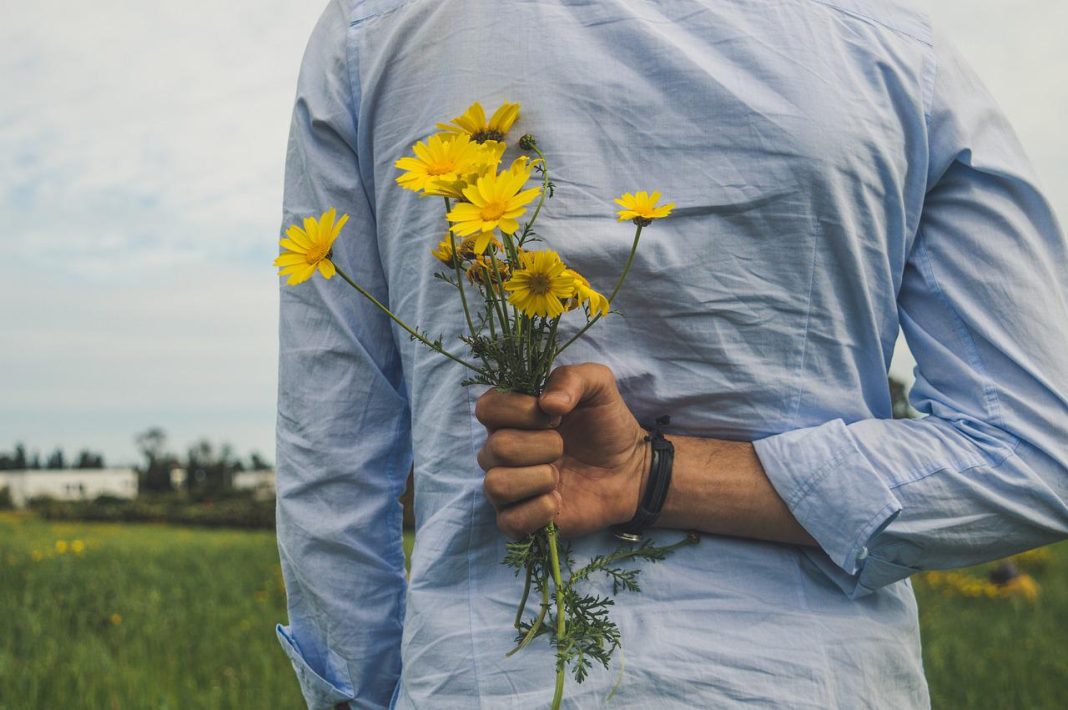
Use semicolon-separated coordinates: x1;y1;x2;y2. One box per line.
483;281;497;340
487;250;515;351
555;223;644;356
445;198;477;339
538;317;560;391
547;523;566;710
333;264;487;376
506;577;549;657
514;562;533;630
519;150;551;247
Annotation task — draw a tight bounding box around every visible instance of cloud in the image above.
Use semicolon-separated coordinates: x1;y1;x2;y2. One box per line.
0;0;325;462
0;0;1062;461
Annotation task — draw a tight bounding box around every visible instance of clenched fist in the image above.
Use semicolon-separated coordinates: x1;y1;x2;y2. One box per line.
476;363;649;538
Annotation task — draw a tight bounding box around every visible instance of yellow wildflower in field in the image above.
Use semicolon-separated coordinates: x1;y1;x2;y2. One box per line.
1000;573;1039;601
436;101;520;143
395;133;487;194
72;539;86;554
563;269;610;317
275;208;348;285
504;250;576;318
54;540;68;554
615;190;675;225
31;549;43;562
447;165;541;251
109;613;123;626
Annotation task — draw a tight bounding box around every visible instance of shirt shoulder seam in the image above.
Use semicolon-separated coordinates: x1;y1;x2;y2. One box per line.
802;0;932;47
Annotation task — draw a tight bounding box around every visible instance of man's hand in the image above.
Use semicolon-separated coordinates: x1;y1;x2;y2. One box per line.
476;363;648;538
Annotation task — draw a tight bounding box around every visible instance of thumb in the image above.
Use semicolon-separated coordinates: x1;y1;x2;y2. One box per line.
539;363;616;417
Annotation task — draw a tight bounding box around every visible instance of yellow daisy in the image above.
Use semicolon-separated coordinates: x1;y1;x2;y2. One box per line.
395;133;486;194
274;208;348;285
437;101;521;143
446;165;541;252
563;269;610;317
614;191;675;225
428;140;507;199
504;250;576;318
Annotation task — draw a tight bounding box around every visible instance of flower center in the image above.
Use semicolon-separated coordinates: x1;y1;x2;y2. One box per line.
426;160;455;177
480;201;507;221
527;273;551;295
306;244;329;263
473;129;504;143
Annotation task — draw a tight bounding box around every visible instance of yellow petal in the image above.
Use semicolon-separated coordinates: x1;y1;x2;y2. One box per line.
279;238;308;254
286;264;317;285
274;253;307;267
317;259;336;279
332;213;349;240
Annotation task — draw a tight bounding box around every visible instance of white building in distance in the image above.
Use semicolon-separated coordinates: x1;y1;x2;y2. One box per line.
232;469;275;500
0;469;138;508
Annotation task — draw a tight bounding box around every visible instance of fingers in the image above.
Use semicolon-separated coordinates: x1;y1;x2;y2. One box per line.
483;464;559;509
475;390;561;432
539;363;617;417
477;428;563;471
496;490;562;539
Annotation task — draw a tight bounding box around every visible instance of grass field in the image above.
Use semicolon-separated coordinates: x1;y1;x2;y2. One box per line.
1;511;1065;708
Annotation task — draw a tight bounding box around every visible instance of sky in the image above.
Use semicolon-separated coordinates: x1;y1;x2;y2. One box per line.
1;1;1065;467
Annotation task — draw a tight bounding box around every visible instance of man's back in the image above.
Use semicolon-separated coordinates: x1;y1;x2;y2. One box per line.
275;1;1068;708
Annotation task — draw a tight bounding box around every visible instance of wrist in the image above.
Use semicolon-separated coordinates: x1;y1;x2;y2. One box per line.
614;427;651;527
612;419;675;538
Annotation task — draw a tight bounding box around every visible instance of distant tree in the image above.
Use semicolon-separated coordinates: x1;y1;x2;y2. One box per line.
0;453;12;470
74;449;105;469
889;377;915;419
249;452;271;470
45;448;65;470
184;439;243;497
29;452;41;470
14;443;27;470
135;427;175;492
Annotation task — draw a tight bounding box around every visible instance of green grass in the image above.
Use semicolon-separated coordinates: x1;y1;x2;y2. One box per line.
0;511;302;710
1;511;1065;708
913;541;1068;709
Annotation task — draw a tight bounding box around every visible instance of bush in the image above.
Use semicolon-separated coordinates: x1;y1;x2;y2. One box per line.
0;487;12;510
33;494;275;530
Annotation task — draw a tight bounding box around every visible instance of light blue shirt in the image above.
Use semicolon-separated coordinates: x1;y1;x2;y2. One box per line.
274;1;1068;708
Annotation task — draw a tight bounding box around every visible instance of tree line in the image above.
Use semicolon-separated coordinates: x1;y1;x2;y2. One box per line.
0;443;105;471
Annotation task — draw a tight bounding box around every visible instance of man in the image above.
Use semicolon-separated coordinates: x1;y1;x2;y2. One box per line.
274;1;1068;708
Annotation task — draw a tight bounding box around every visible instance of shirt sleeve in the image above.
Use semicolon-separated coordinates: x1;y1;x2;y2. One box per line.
752;27;1068;600
274;2;412;708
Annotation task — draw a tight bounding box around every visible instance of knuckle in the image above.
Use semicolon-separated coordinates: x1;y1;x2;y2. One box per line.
546;430;564;458
543;492;561;518
482;471;501;502
474;393;491;425
486;430;509;459
497;511;520;539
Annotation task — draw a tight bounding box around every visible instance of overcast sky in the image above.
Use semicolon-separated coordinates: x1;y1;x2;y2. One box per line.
1;1;1064;466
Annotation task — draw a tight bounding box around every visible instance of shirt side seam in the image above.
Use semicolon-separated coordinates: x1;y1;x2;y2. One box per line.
916;234;1011;434
787;219;821;426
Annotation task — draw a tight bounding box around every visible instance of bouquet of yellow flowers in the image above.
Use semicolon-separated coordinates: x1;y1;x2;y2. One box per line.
276;100;693;709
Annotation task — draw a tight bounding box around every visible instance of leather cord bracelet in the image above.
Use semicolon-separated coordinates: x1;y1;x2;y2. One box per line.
613;415;674;542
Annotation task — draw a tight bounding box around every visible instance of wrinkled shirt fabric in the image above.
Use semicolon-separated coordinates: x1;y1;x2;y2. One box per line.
274;1;1068;708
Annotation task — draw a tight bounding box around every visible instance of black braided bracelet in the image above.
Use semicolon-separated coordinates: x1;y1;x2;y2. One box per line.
613;415;674;542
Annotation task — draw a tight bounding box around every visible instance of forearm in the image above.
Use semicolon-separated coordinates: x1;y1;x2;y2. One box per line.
654;435;818;548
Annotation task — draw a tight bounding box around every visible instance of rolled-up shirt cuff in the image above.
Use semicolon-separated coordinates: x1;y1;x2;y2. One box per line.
753;418;903;576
